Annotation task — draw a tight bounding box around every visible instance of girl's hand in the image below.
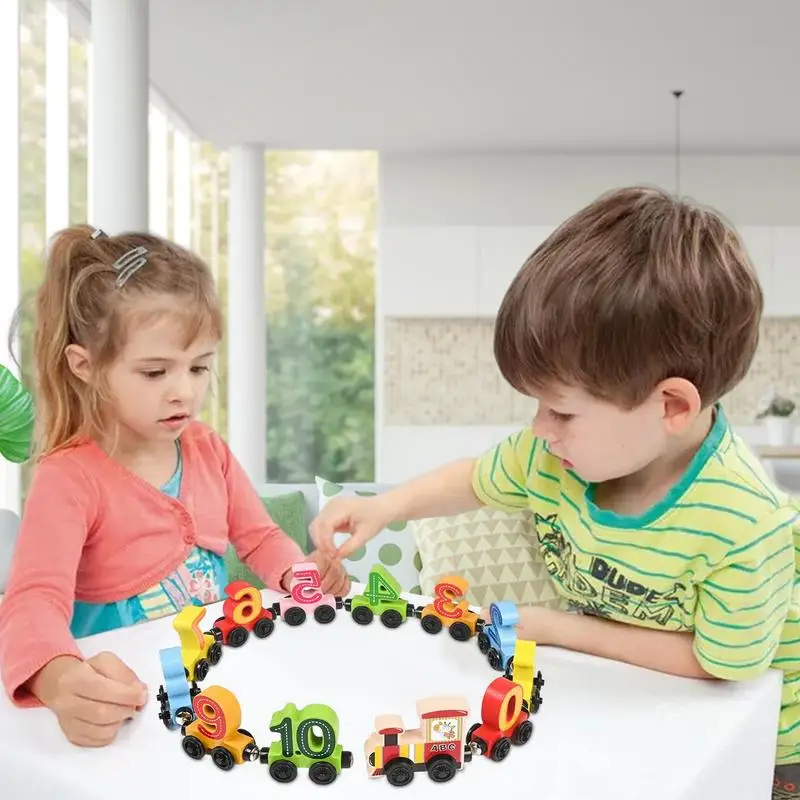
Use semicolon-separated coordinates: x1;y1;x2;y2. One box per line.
31;652;148;747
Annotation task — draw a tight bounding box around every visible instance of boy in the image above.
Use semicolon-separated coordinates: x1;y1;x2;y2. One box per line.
310;186;800;799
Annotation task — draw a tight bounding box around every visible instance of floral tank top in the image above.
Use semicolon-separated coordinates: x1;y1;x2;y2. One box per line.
69;443;228;638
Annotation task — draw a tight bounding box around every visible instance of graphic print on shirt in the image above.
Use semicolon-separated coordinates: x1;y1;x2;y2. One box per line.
533;513;690;627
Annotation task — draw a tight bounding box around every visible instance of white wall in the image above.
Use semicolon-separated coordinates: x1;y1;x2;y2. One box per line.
376;152;800;483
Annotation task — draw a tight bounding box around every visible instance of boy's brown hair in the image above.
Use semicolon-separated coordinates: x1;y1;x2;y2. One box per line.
494;185;763;409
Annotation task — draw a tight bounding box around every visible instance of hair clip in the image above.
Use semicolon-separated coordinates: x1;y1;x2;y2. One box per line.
90;227;107;240
114;246;148;288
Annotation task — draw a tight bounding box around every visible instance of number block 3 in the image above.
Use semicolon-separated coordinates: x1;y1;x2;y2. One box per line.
416;575;485;642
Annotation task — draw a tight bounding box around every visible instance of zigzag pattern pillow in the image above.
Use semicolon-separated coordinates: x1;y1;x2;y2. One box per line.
411;507;569;609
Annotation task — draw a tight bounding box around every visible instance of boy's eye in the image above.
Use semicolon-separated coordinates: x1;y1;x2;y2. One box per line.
548;409;574;422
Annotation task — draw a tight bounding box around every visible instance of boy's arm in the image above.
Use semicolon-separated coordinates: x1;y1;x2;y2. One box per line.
691;506;796;680
218;437;304;591
525;505;798;680
529;606;711;679
0;458;92;705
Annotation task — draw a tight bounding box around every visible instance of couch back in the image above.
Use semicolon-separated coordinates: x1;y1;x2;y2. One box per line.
258;482;384;527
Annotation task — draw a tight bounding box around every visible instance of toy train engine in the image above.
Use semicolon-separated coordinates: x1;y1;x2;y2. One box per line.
365;696;472;787
181;685;260;771
271;562;343;625
345;564;416;628
477;601;518;671
210;580;276;647
260;702;352;785
156;645;197;730
466;676;534;762
416;575;484;642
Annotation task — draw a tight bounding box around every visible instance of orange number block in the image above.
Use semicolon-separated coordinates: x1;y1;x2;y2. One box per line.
181;685;260;770
417;575;484;642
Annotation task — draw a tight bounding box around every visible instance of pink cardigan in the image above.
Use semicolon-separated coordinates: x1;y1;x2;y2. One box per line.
0;422;304;706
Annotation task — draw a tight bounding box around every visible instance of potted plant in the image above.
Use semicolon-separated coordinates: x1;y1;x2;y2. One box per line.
756;389;796;447
0;364;35;465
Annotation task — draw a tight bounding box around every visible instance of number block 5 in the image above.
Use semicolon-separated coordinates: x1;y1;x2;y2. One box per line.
272;562;343;626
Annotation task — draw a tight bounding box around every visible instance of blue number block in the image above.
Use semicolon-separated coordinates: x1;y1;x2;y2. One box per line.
477;601;519;671
156;646;196;729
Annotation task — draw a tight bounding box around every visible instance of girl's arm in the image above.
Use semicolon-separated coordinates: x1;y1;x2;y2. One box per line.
218;439;304;591
0;456;93;705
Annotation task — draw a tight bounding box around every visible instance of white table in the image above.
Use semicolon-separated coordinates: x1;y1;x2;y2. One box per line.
0;586;783;799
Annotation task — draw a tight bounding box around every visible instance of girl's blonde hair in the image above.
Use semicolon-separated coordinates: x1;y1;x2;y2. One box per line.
33;225;223;457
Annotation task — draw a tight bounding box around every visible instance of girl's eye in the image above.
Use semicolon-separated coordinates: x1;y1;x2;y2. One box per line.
191;366;210;374
142;370;165;379
548;409;574;422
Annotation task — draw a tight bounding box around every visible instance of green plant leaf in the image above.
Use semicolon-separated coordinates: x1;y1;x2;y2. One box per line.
0;365;35;463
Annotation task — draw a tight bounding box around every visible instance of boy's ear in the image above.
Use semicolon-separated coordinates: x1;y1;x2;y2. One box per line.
64;344;93;384
656;378;702;434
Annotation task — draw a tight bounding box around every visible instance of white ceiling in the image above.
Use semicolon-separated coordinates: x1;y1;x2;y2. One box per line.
142;0;800;152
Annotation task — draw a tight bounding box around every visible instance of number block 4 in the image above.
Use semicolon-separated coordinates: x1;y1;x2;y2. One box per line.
260;702;353;785
345;564;416;629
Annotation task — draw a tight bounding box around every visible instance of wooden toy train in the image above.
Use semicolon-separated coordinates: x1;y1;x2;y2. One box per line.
156;559;546;786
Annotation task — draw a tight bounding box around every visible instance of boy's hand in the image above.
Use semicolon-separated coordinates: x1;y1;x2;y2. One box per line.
33;652;148;747
479;605;561;645
309;495;391;559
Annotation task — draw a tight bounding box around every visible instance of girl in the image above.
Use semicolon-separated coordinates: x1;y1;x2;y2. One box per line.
0;225;349;748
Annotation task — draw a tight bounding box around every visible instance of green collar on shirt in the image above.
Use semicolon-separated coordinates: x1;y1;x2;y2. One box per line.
584;402;728;528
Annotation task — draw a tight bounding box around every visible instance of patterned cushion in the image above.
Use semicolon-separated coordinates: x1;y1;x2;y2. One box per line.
315;477;422;593
411;507;569;609
223;490;311;590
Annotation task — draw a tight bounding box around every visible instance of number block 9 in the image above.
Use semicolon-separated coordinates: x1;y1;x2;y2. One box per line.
261;701;353;785
417;575;484;642
181;685;260;770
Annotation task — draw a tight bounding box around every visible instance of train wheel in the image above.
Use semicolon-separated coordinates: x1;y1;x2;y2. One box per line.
534;671;545;689
194;659;209;682
175;706;194;726
385;758;415;787
513;720;534;746
477;631;490;654
487;648;502;670
341;751;353;769
504;656;515;678
427;755;457;783
449;621;471;641
228;626;248;647
314;605;336;624
254;617;274;638
208;642;223;665
381;609;403;629
182;735;205;761
491;737;512;762
352;605;374;625
309;762;337;785
212;746;235;771
421;614;442;635
285;607;306;626
531;690;543;713
466;723;486;756
270;759;298;783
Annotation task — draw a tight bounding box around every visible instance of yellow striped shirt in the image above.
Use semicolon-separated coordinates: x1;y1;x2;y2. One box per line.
472;405;800;764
